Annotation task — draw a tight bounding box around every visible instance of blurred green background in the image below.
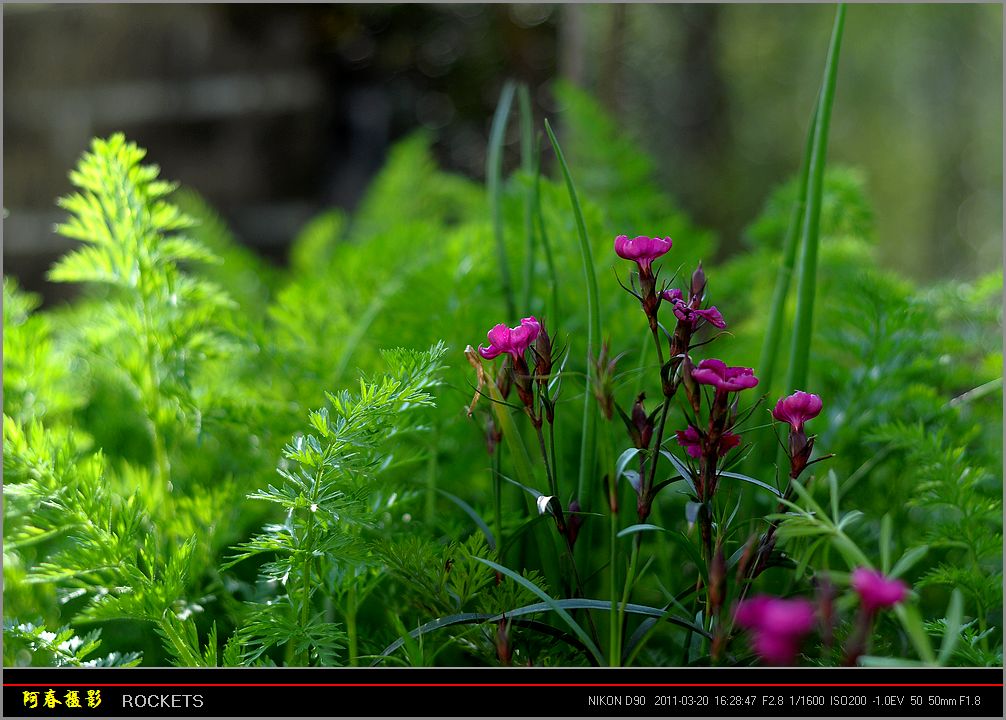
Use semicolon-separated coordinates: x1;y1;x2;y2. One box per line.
4;4;1002;294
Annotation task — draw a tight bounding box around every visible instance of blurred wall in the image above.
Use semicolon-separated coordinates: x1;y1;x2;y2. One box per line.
4;4;1001;302
3;4;558;301
596;4;1003;281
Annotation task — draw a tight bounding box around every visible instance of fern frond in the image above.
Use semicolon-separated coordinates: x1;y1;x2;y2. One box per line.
3;619;141;668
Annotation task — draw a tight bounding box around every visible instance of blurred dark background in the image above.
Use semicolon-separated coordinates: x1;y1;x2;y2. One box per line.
4;4;1002;302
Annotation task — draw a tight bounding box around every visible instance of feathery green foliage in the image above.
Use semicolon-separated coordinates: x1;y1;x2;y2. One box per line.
3;66;1000;670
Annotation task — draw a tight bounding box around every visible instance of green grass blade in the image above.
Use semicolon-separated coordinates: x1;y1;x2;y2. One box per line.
757;98;818;398
485;373;536;496
784;3;846;395
433;488;496;551
518;83;536;311
545;118;602;507
937;589;964;666
894;602;936;664
533;135;560;326
488;81;517;320
473;556;606;665
616;523;707;582
373;596;709;664
484;369;562;590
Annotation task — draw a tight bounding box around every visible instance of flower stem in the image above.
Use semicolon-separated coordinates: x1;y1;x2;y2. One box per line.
616;535;641;664
488;81;517;320
547;420;559;501
650;327;666;373
346;581;359;667
298;507;316;666
492;448;503;559
645;398;673;506
535;423;558;500
609;500;619;666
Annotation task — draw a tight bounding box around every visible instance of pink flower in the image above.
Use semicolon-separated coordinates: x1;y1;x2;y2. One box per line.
691;358;759;393
478;317;541;363
851;568;908;613
614;235;673;274
735;596;816;665
676;426;703;458
751;633;804;666
660;289;727;330
772;391;823;433
680;304;726;329
675;425;741;459
662;288;684;304
719;430;742;455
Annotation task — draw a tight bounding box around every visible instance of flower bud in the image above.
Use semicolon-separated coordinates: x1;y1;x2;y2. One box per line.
496;617;512;665
709;538;727;616
496;355;513;400
631;393;654;449
591;341;617;421
485;417;502;456
566;499;584;549
602;473;619;515
681;354;701;414
690;261;707;301
815;573;836;649
532;322;553;386
734;533;758;585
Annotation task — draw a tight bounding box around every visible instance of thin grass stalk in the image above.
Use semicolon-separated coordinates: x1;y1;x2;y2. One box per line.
545;119;602;509
609;501;619;666
616;535;641;665
492;443;503;560
533;138;560;326
346;581;359;666
784;4;846;395
488;81;517;320
484;371;563;592
757;99;819;399
518;84;536;311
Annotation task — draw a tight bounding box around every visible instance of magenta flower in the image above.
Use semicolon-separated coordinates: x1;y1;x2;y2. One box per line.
772;391;823;433
662;288;684;304
675;425;741;459
478;317;541;362
691;358;759;393
677;304;726;329
735;596;816;665
851;568;908;613
676;426;702;457
661;289;727;330
614;235;673;273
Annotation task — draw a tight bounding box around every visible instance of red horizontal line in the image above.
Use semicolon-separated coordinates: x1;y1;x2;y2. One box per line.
5;683;1002;688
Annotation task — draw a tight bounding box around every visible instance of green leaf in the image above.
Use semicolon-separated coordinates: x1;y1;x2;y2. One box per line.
937;589;964;666
472;556;604;665
880;513;893;574
757;97;819;398
829;470;841;524
894;602;936;665
858;655;930;668
374;597;707;664
545;118;601;508
659;450;697;495
488;80;517;319
889;545;928;579
784;3;846;393
717;470;784;498
518;83;536;312
788;478;829;520
617;524;707;581
434;488;496;551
